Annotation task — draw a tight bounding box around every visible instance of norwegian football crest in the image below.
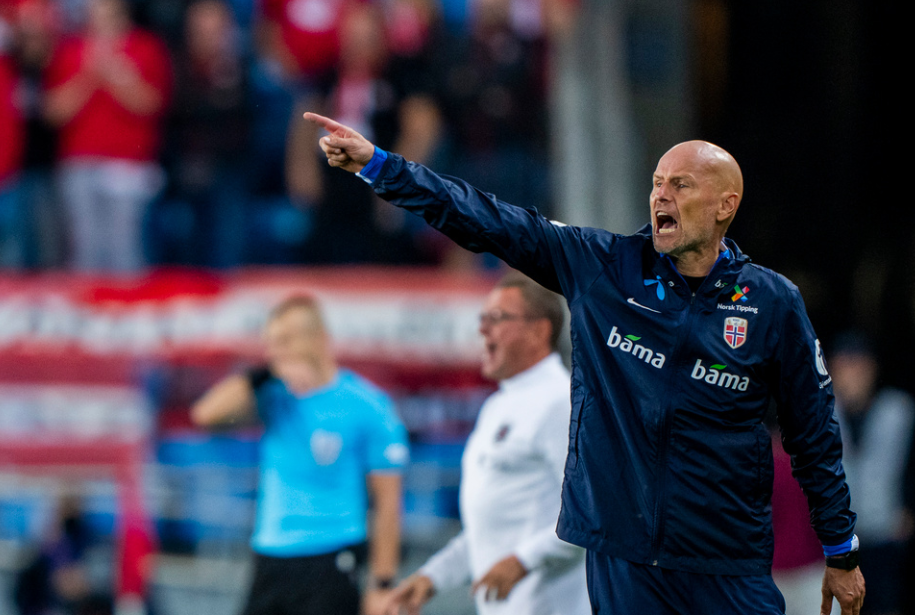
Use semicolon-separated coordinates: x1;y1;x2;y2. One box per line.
724;317;748;349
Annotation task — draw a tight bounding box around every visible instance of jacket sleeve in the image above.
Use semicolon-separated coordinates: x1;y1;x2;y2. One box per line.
372;153;617;300
773;287;856;547
419;531;472;591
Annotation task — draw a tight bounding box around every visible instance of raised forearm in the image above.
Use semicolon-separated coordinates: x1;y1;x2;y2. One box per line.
190;374;256;427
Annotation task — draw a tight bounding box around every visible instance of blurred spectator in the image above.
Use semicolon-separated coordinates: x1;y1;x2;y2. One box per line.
157;0;252;267
252;0;358;206
5;0;65;268
905;444;915;615
256;0;355;85
296;2;443;263
43;0;171;272
438;0;569;35
770;426;838;615
13;494;114;615
436;0;551;215
113;517;156;615
0;46;28;268
831;332;915;615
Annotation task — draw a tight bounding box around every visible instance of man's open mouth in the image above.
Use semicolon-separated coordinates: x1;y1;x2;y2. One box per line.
656;212;678;234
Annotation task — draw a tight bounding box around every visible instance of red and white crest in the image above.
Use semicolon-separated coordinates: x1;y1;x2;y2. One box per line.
724;317;748;349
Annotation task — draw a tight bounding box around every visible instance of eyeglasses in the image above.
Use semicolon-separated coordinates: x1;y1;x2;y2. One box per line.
478;310;536;327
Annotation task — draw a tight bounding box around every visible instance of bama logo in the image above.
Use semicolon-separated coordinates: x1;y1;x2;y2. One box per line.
690;360;750;391
606;326;666;369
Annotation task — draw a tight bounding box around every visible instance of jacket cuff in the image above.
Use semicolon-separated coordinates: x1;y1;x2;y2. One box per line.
356;147;389;184
823;534;859;557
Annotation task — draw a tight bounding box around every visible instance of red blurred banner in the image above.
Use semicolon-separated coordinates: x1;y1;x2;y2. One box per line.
0;267;496;371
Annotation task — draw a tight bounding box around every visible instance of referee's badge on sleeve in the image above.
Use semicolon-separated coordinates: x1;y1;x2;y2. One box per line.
383;443;410;466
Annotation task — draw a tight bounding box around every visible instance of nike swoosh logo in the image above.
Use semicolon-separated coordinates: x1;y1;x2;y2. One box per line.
627;298;661;313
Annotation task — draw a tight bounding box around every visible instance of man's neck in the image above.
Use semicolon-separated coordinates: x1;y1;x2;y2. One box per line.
671;241;726;277
283;360;339;396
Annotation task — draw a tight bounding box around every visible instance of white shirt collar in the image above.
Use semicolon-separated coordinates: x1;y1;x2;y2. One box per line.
499;352;564;392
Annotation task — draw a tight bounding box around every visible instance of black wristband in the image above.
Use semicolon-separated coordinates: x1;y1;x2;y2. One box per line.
825;550;860;571
370;577;395;591
246;366;274;392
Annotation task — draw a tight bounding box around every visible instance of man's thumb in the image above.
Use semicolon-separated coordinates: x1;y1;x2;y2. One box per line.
820;589;833;615
324;135;351;150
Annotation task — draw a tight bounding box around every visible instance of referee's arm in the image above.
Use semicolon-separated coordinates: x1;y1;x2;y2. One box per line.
365;472;402;609
191;374;257;427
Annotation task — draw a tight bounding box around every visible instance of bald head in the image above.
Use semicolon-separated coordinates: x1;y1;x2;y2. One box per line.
663;141;743;202
650;140;744;276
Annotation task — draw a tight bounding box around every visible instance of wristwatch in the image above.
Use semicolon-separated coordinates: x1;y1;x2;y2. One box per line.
368;577;395;591
825;549;860;571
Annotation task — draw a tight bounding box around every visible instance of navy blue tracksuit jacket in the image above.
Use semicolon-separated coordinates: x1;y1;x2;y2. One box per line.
372;153;855;576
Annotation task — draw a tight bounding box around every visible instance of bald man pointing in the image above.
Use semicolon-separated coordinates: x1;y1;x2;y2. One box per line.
305;113;865;615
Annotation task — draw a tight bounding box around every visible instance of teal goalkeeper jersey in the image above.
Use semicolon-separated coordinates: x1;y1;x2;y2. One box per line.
251;369;409;557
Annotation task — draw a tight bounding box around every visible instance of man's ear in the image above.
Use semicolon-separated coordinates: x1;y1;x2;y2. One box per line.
717;193;740;223
532;317;553;349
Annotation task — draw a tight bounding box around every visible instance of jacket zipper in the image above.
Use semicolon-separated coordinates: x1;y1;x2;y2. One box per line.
648;263;724;565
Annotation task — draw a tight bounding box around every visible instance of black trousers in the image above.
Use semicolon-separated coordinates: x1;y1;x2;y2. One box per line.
240;545;366;615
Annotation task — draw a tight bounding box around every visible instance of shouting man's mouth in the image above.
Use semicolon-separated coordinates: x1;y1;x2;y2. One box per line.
656;212;678;234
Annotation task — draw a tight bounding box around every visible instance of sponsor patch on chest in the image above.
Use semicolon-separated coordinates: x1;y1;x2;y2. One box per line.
690;359;750;391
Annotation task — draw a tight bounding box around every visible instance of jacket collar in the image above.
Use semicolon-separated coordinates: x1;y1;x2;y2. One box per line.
635;223;751;303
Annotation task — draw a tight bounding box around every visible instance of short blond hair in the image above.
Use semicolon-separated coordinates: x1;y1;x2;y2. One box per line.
269;294;326;331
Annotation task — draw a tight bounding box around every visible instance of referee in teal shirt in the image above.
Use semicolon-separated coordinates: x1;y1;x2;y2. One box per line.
192;295;409;615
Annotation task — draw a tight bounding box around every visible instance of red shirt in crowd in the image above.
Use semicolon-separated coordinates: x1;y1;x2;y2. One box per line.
261;0;363;78
44;29;171;162
0;55;24;185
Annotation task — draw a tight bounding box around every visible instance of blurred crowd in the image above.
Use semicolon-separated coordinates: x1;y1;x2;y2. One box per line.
0;0;577;272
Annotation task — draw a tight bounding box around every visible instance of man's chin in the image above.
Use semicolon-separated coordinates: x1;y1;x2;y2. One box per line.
480;363;499;382
652;236;678;255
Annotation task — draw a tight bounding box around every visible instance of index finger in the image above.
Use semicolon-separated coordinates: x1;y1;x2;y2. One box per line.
303;112;345;134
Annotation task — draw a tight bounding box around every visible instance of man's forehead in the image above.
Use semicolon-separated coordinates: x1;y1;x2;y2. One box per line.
655;141;742;192
486;286;526;309
655;147;713;177
267;307;318;333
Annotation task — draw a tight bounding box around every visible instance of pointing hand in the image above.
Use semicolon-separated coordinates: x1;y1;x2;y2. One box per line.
304;112;376;174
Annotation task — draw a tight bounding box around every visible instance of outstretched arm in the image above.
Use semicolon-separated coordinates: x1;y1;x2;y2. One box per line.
304;112;615;300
